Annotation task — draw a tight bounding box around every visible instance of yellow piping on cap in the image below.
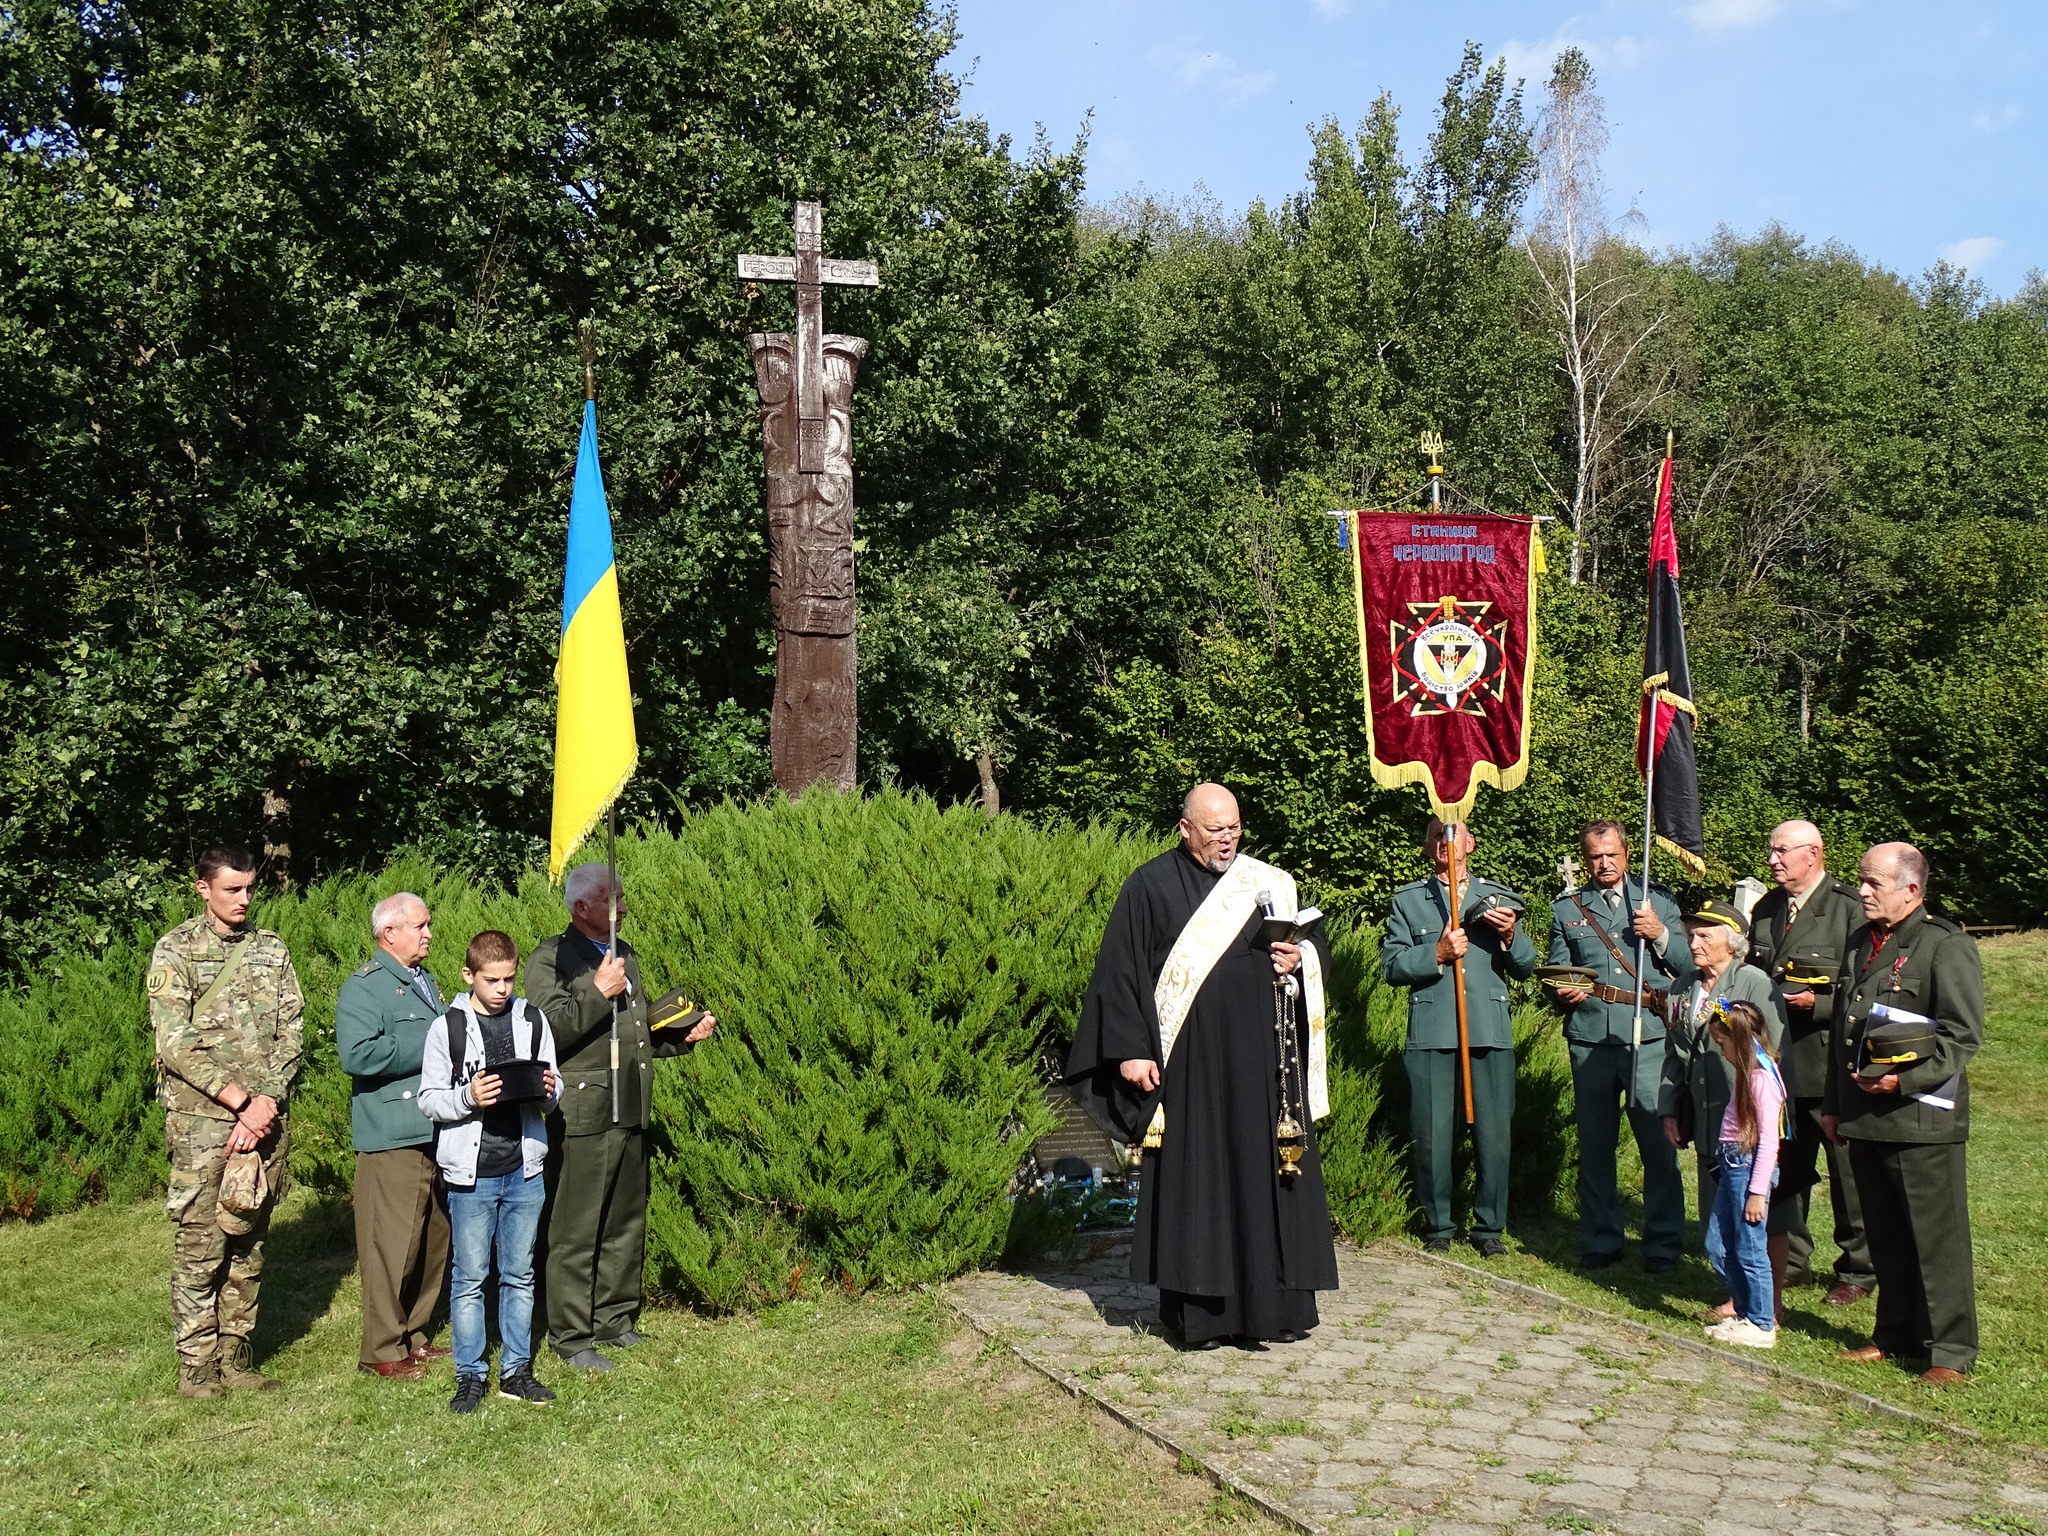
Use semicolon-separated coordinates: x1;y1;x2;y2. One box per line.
1688;909;1744;934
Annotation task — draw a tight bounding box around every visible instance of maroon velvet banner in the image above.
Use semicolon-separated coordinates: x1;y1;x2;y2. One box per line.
1350;511;1540;821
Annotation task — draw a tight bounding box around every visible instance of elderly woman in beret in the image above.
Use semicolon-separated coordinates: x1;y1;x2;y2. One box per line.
1660;899;1783;1322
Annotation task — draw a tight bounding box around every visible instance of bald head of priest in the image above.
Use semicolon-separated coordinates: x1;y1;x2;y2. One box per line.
1179;783;1243;874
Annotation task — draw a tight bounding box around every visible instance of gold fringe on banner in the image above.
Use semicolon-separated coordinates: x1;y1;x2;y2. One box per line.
1350;510;1543;823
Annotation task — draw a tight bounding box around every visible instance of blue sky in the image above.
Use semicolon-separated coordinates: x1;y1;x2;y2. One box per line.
945;1;2046;295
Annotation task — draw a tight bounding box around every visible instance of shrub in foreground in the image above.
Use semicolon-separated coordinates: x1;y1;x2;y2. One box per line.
0;789;1420;1303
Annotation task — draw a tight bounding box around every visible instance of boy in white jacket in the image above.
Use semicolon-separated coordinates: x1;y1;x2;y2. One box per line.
419;931;562;1412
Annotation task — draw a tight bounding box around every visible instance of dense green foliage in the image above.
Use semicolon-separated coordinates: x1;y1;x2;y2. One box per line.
5;795;1113;1271
0;793;1414;1305
630;794;1119;1306
6;8;2046;948
0;0;1236;960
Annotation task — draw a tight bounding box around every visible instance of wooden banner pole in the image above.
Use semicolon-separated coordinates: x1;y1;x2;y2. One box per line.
1448;822;1475;1125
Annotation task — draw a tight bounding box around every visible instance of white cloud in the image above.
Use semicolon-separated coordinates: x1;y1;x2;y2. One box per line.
1971;102;2023;134
1149;43;1275;105
1310;0;1350;15
1500;30;1649;85
1938;236;2005;272
1684;0;1786;33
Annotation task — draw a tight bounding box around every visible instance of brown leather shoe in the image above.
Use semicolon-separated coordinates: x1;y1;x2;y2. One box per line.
409;1343;452;1361
1840;1344;1886;1363
1824;1282;1871;1306
1921;1366;1968;1387
359;1358;427;1379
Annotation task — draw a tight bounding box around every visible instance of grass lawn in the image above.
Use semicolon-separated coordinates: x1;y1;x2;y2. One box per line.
0;1196;1258;1535
1460;929;2048;1446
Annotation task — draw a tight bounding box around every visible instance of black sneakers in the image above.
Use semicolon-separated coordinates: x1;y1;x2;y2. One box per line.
450;1370;553;1411
497;1368;556;1405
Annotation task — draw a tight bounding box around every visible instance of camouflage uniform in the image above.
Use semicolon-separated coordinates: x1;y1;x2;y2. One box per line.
149;915;305;1387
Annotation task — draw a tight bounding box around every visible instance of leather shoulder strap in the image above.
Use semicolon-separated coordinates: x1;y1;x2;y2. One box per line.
1570;892;1638;981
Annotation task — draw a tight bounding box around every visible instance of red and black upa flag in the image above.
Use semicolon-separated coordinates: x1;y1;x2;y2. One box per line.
1636;450;1707;875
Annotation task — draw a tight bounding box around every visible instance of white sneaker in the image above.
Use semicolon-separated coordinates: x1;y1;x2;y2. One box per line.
1713;1318;1777;1349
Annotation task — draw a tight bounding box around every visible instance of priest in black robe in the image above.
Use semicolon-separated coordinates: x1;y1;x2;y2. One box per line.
1065;783;1340;1345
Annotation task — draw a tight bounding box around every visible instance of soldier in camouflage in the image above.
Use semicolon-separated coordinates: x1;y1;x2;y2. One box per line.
149;844;305;1399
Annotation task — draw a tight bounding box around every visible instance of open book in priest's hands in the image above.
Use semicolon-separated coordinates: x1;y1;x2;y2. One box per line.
1257;906;1324;948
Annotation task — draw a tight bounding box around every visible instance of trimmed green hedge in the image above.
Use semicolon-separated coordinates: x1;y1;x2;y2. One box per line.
0;790;1415;1305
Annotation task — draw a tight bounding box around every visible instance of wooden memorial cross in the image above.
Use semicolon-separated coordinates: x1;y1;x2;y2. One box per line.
735;201;881;793
738;202;879;473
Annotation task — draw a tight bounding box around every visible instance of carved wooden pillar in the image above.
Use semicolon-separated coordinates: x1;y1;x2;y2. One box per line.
748;330;867;792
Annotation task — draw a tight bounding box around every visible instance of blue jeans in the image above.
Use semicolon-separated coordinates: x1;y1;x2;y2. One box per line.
447;1167;545;1379
1704;1143;1777;1330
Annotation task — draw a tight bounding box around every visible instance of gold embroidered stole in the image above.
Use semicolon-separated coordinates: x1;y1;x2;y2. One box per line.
1142;854;1329;1146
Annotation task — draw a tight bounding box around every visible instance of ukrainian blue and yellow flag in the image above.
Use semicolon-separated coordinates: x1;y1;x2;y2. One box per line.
549;399;638;879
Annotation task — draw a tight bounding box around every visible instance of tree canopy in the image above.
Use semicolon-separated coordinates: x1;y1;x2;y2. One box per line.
4;5;2044;964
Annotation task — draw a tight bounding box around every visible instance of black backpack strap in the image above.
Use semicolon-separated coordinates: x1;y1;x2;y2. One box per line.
527;1001;543;1060
445;1004;470;1083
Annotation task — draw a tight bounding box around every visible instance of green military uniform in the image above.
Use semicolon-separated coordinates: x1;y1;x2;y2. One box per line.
335;949;449;1366
1658;962;1781;1223
1545;876;1695;1265
1749;875;1873;1289
149;915;304;1392
1381;874;1536;1244
527;927;660;1359
1824;906;1983;1373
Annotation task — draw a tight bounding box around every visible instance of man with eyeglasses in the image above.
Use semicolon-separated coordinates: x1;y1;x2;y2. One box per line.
1748;820;1874;1307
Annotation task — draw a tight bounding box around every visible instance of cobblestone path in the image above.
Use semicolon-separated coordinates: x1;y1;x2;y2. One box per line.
948;1237;2048;1536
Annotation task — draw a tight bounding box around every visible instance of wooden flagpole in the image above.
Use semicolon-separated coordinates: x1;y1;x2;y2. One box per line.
1448;823;1475;1125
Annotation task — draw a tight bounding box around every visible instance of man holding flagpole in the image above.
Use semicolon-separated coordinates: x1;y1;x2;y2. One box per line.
530;369;714;1370
1548;438;1705;1273
1548;821;1692;1270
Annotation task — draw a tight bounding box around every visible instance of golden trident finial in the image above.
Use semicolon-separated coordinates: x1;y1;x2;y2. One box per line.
1419;430;1446;476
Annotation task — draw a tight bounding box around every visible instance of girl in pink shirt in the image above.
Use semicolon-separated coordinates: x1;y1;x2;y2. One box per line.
1702;999;1787;1348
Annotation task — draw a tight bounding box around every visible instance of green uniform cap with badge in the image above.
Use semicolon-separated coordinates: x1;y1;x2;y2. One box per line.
1462;886;1524;924
1857;1003;1940;1080
1535;963;1599;992
649;987;708;1036
1684;897;1750;937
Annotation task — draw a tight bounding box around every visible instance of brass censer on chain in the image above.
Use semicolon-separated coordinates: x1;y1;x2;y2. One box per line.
1258;894;1321;1178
